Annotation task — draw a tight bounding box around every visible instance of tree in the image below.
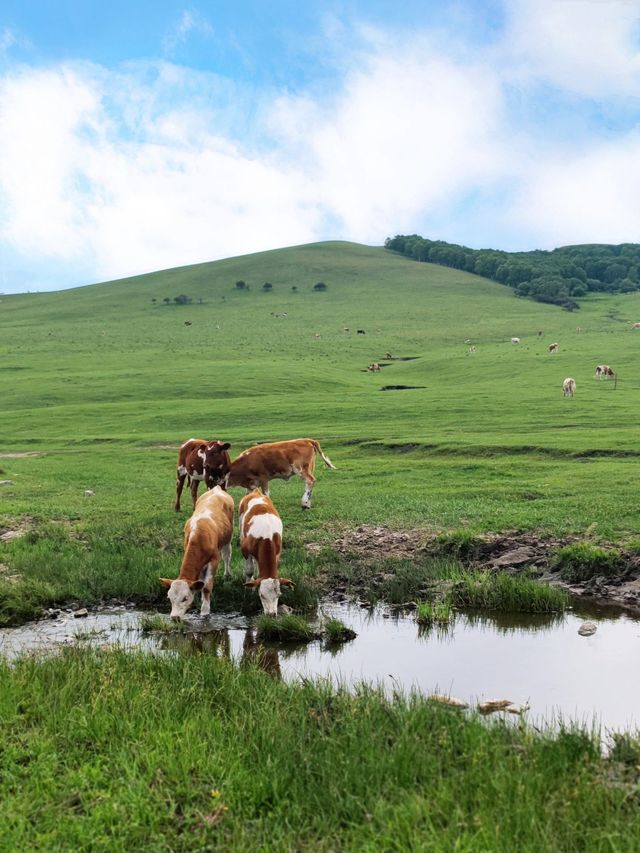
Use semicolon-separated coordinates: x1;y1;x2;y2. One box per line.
291;286;298;292
151;298;157;303
313;282;327;291
262;282;273;291
163;297;171;305
174;295;191;305
235;280;247;290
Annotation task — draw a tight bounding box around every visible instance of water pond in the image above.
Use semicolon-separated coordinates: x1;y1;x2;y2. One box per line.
1;600;638;735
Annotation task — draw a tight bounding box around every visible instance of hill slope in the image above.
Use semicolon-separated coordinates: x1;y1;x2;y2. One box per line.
2;240;640;537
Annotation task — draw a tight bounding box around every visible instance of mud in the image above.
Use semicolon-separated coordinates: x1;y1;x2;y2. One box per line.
307;526;640;614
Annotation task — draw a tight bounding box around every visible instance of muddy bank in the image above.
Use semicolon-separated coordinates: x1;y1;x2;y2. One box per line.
307;525;640;613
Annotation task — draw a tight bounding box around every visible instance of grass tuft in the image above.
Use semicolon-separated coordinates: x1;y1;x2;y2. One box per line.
451;571;568;612
256;614;320;642
415;599;454;626
323;617;357;643
552;542;624;583
139;613;184;634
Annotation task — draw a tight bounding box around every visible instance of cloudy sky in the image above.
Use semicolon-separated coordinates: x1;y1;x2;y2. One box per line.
0;0;639;293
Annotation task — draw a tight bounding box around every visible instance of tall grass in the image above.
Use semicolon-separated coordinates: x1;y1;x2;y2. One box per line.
451;571;568;612
0;647;638;851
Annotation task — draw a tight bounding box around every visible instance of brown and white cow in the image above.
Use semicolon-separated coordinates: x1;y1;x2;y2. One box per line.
175;438;231;511
367;362;381;372
239;490;294;615
595;364;615;379
562;377;576;397
202;438;336;509
160;486;234;619
548;342;559;353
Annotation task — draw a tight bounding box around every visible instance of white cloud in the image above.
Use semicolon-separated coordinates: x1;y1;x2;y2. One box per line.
504;0;640;97
162;10;214;55
507;131;640;246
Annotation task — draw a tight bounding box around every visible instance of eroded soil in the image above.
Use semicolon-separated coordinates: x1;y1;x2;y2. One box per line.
306;525;640;613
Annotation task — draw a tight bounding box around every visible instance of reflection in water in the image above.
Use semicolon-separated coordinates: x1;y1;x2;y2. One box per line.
1;600;639;734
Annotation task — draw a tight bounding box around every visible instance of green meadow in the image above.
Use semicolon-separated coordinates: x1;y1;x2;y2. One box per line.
2;242;640;849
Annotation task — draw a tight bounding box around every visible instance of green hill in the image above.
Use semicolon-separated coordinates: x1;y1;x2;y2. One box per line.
2;238;640;566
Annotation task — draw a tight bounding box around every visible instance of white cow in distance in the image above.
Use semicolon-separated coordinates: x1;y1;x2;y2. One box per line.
563;378;576;397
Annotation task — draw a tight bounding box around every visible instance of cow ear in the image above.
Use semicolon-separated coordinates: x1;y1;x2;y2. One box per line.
159;578;173;588
220;442;231;451
189;580;205;591
244;579;260;588
279;578;295;588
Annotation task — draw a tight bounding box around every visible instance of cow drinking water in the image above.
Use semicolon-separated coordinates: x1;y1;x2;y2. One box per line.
160;486;234;619
239;490;294;615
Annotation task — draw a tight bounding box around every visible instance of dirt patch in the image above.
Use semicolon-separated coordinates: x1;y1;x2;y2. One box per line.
306;526;640;613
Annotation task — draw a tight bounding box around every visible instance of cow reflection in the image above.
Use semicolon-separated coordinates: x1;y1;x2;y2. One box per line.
241;628;282;679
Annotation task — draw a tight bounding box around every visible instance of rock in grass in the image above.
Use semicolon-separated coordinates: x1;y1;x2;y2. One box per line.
73;608;89;618
505;704;529;715
478;699;514;714
0;480;15;486
428;693;469;709
578;621;597;636
84;489;95;497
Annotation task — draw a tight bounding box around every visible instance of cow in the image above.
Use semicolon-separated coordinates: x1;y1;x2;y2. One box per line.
576;326;582;334
385;351;393;358
563;378;576;397
538;330;543;337
175;438;231;511
160;486;234;620
595;364;615;379
511;337;520;344
202;438;336;509
357;329;366;335
239;490;294;615
548;342;559;353
468;346;476;354
367;362;381;372
632;323;640;330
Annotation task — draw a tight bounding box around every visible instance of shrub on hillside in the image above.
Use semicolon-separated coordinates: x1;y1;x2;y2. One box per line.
313;282;327;291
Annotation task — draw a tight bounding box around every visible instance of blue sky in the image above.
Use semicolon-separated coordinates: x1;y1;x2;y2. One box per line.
1;1;639;293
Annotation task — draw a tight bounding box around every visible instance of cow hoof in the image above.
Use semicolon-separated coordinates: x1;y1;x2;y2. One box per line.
301;505;310;511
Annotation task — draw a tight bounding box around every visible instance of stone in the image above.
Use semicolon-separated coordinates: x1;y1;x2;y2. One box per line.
578;621;597;636
429;693;469;709
278;604;293;615
84;489;95;497
491;547;537;568
73;608;89;618
505;704;529;715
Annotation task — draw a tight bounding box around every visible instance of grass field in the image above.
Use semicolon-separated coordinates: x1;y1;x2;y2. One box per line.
2;241;640;848
2;240;640;620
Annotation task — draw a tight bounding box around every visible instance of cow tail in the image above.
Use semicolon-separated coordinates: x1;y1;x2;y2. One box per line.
312;440;337;470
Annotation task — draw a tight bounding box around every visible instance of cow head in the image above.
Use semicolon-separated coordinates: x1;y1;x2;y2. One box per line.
202;441;232;488
159;577;205;619
244;577;295;615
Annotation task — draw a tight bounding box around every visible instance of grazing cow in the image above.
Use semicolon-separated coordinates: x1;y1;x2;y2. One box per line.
367;362;381;372
239;490;294;615
202;438;336;509
468;346;476;354
595;364;615;379
632;323;640;330
563;377;576;397
548;342;559;353
357;329;366;335
511;337;520;345
576;326;582;333
175;438;231;511
385;351;393;358
160;487;234;619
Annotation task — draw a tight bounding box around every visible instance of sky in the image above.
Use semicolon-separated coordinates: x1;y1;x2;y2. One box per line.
0;1;639;293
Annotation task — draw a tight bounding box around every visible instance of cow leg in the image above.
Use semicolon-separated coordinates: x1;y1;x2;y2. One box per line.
200;563;214;616
175;469;187;511
221;542;232;578
260;479;270;497
300;468;316;509
244;555;257;582
190;478;200;508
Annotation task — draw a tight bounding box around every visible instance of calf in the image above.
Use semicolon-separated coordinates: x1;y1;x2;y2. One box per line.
160;486;234;619
367;362;381;372
203;438;336;509
239;490;294;615
511;337;520;344
548;342;559;353
175;438;231;511
562;377;576;397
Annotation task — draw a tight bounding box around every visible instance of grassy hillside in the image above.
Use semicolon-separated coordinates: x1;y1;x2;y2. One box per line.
2;239;640;543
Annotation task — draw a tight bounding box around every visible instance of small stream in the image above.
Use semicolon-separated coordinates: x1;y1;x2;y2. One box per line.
1;600;639;735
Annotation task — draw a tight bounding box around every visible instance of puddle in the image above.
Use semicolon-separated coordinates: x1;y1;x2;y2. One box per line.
1;601;639;735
